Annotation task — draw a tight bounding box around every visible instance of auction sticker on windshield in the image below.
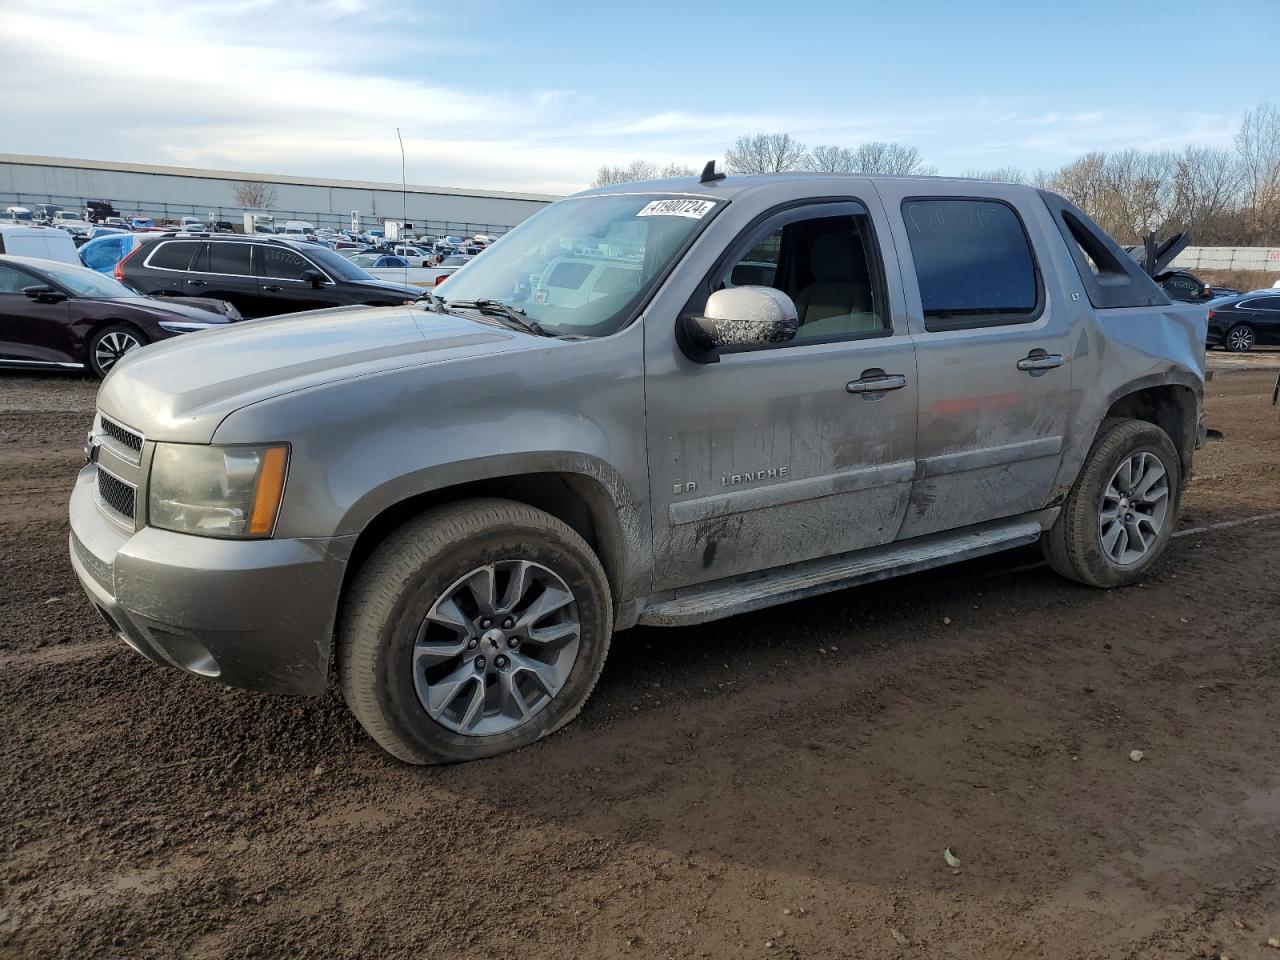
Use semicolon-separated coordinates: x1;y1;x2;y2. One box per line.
636;198;716;219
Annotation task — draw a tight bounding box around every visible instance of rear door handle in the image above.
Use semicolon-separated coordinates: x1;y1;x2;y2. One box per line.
186;279;205;286
262;285;283;293
846;373;908;395
1016;351;1065;372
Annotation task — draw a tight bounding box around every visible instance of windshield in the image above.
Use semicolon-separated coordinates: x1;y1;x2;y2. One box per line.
44;264;142;299
439;194;721;337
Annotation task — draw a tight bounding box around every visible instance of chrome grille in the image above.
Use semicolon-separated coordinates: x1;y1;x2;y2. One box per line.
100;416;143;453
97;468;136;520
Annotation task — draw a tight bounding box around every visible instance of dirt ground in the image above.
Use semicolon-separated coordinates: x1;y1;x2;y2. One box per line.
1;356;1278;960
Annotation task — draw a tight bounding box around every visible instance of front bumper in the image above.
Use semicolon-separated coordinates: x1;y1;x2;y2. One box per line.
69;465;354;695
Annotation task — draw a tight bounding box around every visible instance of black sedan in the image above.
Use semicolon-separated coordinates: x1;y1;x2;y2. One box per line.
1206;291;1280;352
0;255;241;377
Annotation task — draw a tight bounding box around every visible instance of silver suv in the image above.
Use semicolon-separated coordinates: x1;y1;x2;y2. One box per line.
69;172;1207;763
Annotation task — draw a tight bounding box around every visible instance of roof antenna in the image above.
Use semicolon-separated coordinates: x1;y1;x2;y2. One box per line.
699;160;726;184
397;127;408;284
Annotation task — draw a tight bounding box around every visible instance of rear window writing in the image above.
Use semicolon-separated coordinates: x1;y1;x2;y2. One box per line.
903;198;1038;329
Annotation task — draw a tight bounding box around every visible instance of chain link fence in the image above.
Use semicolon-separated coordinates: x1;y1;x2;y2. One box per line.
1;191;513;238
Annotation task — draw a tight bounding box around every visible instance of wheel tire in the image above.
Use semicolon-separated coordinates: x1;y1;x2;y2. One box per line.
1042;418;1181;588
338;498;613;764
1225;324;1255;353
87;324;147;378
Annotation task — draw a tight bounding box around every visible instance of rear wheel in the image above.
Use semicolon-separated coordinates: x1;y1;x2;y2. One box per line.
87;324;146;378
1043;418;1181;588
338;499;612;764
1225;324;1255;352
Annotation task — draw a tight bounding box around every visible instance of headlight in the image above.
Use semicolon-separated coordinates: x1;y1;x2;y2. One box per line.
149;443;289;538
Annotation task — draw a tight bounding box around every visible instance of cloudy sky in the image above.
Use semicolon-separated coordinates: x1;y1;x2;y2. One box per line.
3;0;1276;195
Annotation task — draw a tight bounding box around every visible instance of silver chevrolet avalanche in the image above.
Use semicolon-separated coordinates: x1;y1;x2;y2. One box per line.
69;171;1207;763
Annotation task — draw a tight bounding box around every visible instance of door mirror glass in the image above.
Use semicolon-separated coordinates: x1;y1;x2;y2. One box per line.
299;268;325;287
686;286;798;349
21;284;66;303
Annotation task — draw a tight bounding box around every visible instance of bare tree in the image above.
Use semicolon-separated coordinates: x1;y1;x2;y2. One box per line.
959;167;1029;184
231;180;278;209
1168;145;1241;243
724;133;809;174
850;142;935;176
591;160;697;187
1235;101;1280;242
806;145;859;173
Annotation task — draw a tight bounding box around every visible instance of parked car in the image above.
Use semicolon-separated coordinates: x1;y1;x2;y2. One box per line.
103;217;131;230
130;218;156;230
79;232;151;274
3;206;36;223
0;225;80;264
52;211;83;225
31;204;63;223
1206;291;1280;352
0;255;240;377
349;253;411;269
179;216;205;231
391;245;430;266
69;172;1207;765
118;234;422;318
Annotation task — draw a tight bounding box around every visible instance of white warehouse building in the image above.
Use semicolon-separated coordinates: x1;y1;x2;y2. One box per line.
0;154;558;237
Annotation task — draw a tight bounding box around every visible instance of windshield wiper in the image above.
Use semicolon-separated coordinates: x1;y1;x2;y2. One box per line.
414;288;447;312
444;299;549;337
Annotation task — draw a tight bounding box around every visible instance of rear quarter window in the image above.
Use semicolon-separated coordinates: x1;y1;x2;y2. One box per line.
146;241;200;271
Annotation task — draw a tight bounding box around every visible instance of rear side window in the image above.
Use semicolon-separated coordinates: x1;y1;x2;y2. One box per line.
197;242;253;276
902;198;1040;331
1160;274;1203;302
257;247;314;281
146;241;200;271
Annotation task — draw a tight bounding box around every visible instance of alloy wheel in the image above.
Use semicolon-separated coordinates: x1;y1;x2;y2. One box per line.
413;560;581;736
95;331;141;372
1227;326;1254;351
1098;451;1170;566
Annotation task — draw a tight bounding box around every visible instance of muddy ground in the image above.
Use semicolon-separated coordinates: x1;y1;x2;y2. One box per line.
1;357;1278;960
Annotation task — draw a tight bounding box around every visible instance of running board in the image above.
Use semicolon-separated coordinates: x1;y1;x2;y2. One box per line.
637;518;1045;627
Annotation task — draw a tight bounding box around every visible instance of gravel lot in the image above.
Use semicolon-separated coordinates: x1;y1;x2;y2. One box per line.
2;357;1278;959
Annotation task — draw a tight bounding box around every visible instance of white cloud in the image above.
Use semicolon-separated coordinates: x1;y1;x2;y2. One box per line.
0;1;1253;194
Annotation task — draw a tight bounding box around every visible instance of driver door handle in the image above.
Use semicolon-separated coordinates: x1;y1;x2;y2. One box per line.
1016;351;1065;372
262;285;283;293
846;373;908;394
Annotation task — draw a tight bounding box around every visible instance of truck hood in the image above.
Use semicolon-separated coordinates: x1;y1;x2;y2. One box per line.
96;304;516;442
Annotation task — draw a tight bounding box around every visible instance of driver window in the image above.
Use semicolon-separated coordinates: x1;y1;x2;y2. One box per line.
717;211;888;342
0;264;33;294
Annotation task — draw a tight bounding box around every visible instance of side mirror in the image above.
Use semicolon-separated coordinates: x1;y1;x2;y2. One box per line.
299;269;325;288
22;284;67;304
684;286;798;356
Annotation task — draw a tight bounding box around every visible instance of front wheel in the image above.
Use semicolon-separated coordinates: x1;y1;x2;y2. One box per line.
87;324;147;378
338;499;613;764
1043;418;1181;588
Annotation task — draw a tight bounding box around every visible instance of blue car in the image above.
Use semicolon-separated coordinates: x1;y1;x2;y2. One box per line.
79;232;148;274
